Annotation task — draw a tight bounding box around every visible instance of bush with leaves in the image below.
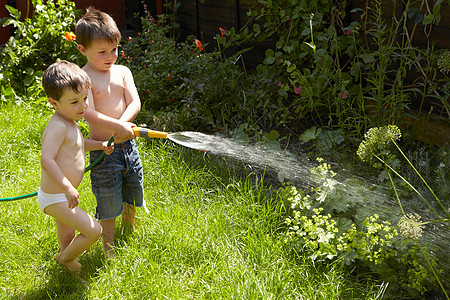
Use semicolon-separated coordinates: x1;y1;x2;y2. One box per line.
241;0;450;143
0;0;83;104
118;8;282;134
280;158;444;297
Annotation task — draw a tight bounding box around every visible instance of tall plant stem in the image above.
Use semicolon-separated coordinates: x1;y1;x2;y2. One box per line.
422;218;450;225
373;155;443;220
385;164;405;215
392;140;449;218
414;239;449;300
407;0;425;47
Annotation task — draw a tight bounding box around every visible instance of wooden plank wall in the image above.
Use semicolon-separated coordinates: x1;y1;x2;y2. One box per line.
177;0;250;42
176;0;266;66
176;0;450;64
350;0;450;49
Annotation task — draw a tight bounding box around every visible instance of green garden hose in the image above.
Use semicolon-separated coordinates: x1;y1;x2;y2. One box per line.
0;136;114;202
1;128;173;202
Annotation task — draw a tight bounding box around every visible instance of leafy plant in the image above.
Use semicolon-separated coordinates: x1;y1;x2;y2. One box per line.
0;0;83;102
280;157;444;297
118;7;281;134
241;0;450;145
357;125;449;298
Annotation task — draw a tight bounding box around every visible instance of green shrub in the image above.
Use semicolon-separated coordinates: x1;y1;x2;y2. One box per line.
118;8;281;134
280;159;443;297
0;0;83;104
245;0;449;143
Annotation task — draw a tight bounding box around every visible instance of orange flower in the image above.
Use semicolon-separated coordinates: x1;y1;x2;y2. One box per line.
195;39;203;51
64;31;76;42
219;27;227;38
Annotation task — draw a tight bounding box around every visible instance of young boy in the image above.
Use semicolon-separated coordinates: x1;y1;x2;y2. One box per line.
75;7;144;257
40;60;114;274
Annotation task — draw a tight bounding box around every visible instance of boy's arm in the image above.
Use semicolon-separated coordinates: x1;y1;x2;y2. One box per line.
40;123;79;209
84;89;135;143
119;66;141;122
84;138;114;155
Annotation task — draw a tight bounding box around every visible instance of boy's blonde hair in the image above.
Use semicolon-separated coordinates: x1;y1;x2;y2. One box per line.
75;7;121;49
43;60;92;100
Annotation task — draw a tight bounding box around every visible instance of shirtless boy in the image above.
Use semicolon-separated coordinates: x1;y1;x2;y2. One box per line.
75;8;144;257
40;60;114;274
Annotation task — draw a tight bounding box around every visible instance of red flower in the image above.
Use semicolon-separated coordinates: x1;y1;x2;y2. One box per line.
128;36;132;41
345;28;352;35
63;31;76;42
294;85;302;95
195;39;203;51
219;27;228;38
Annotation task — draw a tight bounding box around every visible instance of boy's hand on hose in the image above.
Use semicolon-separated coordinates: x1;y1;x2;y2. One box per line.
64;185;79;209
113;121;136;143
102;141;114;155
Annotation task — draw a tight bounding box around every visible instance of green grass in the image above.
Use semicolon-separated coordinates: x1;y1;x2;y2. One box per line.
0;103;384;299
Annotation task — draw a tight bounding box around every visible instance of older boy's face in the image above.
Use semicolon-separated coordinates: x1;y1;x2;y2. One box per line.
80;39;118;72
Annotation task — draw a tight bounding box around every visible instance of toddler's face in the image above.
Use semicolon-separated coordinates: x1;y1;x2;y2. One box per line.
51;88;89;121
82;39;119;72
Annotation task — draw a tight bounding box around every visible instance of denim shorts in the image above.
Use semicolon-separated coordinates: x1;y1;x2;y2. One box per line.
90;139;144;220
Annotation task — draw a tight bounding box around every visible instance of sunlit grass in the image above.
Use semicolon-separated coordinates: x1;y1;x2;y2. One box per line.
0;103;384;299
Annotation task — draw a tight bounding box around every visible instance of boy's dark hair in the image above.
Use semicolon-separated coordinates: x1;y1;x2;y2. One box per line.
43;60;92;100
75;7;121;49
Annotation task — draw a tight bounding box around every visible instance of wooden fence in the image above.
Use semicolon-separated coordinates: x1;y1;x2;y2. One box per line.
175;0;450;63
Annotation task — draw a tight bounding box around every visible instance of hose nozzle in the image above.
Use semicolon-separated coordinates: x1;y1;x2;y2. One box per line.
133;127;168;139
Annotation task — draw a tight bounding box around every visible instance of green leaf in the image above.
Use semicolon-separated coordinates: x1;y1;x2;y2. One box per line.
360;53;374;63
5;5;20;19
264;56;275;64
422;14;434;25
278;89;287;97
301;28;311;36
432;4;441;14
264;130;280;140
265;48;274;56
299;126;322;143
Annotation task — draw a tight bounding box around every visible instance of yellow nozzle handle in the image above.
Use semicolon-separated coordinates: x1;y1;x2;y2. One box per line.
133;127;168;139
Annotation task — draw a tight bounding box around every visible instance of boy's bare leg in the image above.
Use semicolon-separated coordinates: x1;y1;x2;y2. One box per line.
55;220;75;252
122;203;135;231
45;203;102;273
100;218;116;258
54;220;82;273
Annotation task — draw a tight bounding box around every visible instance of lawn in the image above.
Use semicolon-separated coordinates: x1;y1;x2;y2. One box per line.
0;103;384;299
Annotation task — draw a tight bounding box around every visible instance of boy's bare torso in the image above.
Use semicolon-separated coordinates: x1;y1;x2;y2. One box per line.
40;115;85;193
83;64;128;141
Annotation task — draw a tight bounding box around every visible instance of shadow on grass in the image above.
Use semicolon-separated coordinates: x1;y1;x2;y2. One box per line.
10;249;105;300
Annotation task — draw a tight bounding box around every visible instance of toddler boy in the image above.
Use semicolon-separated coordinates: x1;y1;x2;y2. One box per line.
40;60;113;274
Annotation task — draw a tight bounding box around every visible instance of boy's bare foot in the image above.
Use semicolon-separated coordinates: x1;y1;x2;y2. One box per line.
56;253;82;274
104;247;115;261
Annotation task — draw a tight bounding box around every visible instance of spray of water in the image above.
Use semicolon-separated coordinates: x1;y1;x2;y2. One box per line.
169;131;316;186
168;131;449;291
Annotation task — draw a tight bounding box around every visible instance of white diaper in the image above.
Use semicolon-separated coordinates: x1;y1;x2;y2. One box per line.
37;187;68;213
